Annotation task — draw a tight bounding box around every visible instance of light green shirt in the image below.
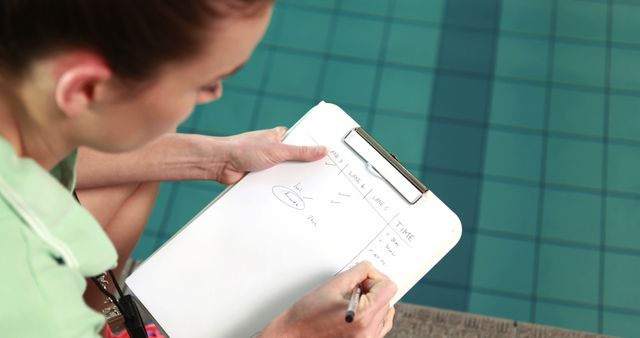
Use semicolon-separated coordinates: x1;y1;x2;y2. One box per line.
0;137;117;337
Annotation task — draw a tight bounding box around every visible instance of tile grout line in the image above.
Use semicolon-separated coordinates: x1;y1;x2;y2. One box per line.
529;0;559;323
311;0;341;103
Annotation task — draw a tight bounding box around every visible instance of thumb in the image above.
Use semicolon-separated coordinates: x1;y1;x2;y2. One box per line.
279;144;327;162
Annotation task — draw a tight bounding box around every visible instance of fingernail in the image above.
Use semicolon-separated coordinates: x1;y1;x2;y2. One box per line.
315;146;327;155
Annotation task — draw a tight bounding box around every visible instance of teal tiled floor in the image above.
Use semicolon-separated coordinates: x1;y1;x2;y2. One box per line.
134;0;640;336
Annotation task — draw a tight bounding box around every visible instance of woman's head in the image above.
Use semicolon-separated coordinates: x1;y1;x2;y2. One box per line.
0;0;272;155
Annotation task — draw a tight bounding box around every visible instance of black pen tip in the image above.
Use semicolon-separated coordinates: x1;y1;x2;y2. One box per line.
345;313;354;323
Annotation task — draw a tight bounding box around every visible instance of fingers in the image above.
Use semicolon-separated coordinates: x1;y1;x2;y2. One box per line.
279;143;327;162
377;306;395;337
273;126;288;140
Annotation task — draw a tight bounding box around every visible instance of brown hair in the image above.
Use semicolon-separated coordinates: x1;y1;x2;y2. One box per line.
0;0;272;80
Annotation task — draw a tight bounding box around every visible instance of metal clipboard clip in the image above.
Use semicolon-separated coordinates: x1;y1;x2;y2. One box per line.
343;127;428;205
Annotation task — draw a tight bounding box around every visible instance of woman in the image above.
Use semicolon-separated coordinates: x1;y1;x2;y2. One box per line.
0;0;396;337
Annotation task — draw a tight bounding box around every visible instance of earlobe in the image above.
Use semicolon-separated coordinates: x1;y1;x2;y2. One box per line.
54;64;111;118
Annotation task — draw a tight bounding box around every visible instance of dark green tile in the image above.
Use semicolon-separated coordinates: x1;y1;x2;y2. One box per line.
534;302;599;334
536;244;600;304
254;96;312;130
392;0;445;24
132;233;162;260
195;89;256;136
495;35;549;81
610;47;640;92
337;104;370;127
444;0;500;30
426;122;485;174
164;184;222;236
370;113;427;166
224;47;270;90
553;42;606;87
605;196;640;251
604;252;640;311
375;67;433;116
490;81;546;130
261;6;285;45
603;311;640;338
484;130;544;181
431;75;491;123
423;172;480;231
555;0;607;41
330;15;385;61
385;23;440;68
142;183;174;234
500;0;552;35
541;189;601;246
264;52;323;98
607;143;640;194
545;137;603;190
478;180;539;237
468;291;531;322
423;232;474;285
280;0;335;9
471;234;536;295
319;60;377;107
438;29;496;75
548;87;605;138
275;7;333;53
402;283;467;311
341;0;391;16
609;94;640;142
612;3;640;45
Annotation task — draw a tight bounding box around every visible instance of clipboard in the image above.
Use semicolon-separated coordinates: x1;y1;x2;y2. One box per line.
126;101;462;337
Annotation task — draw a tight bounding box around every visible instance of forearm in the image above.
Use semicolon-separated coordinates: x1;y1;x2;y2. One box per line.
76;133;229;189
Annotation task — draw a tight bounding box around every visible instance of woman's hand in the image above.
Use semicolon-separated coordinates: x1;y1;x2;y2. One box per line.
260;261;397;338
217;127;327;185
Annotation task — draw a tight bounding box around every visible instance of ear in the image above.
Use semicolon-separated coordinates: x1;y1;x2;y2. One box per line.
54;59;112;118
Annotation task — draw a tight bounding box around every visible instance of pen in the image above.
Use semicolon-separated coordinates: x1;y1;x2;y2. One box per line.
345;284;362;323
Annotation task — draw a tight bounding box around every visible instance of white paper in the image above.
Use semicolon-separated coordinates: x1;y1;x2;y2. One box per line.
126;102;462;338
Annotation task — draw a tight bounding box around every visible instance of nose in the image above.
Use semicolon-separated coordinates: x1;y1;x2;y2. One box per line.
196;81;223;105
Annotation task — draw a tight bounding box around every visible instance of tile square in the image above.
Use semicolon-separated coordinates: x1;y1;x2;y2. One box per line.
280;0;335;9
385;23;440;68
609;94;640;142
490;81;546;130
341;0;392;16
319;60;377;107
336;104;370;127
536;244;600;304
444;0;500;30
495;35;549;81
260;6;285;45
264;52;323;98
468;291;531;322
541;189;601;246
375;67;433;116
604;252;640;311
484;130;544;181
164;184;222;236
195;89;256;136
425;122;485;174
224;47;270;90
402;283;467;311
275;7;333;52
142;183;174;234
132;233;161;260
370;113;427;166
607;143;640;194
330;15;385;61
610;47;640;92
499;0;552;35
534;302;599;333
605;196;640;251
431;75;491;123
392;0;445;24
471;234;536;295
548;87;605;138
612;3;640;45
555;0;607;41
254;96;312;130
478;180;539;237
545;137;603;190
423;172;481;231
423;232;474;285
603;311;640;338
552;42;606;87
438;29;496;75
